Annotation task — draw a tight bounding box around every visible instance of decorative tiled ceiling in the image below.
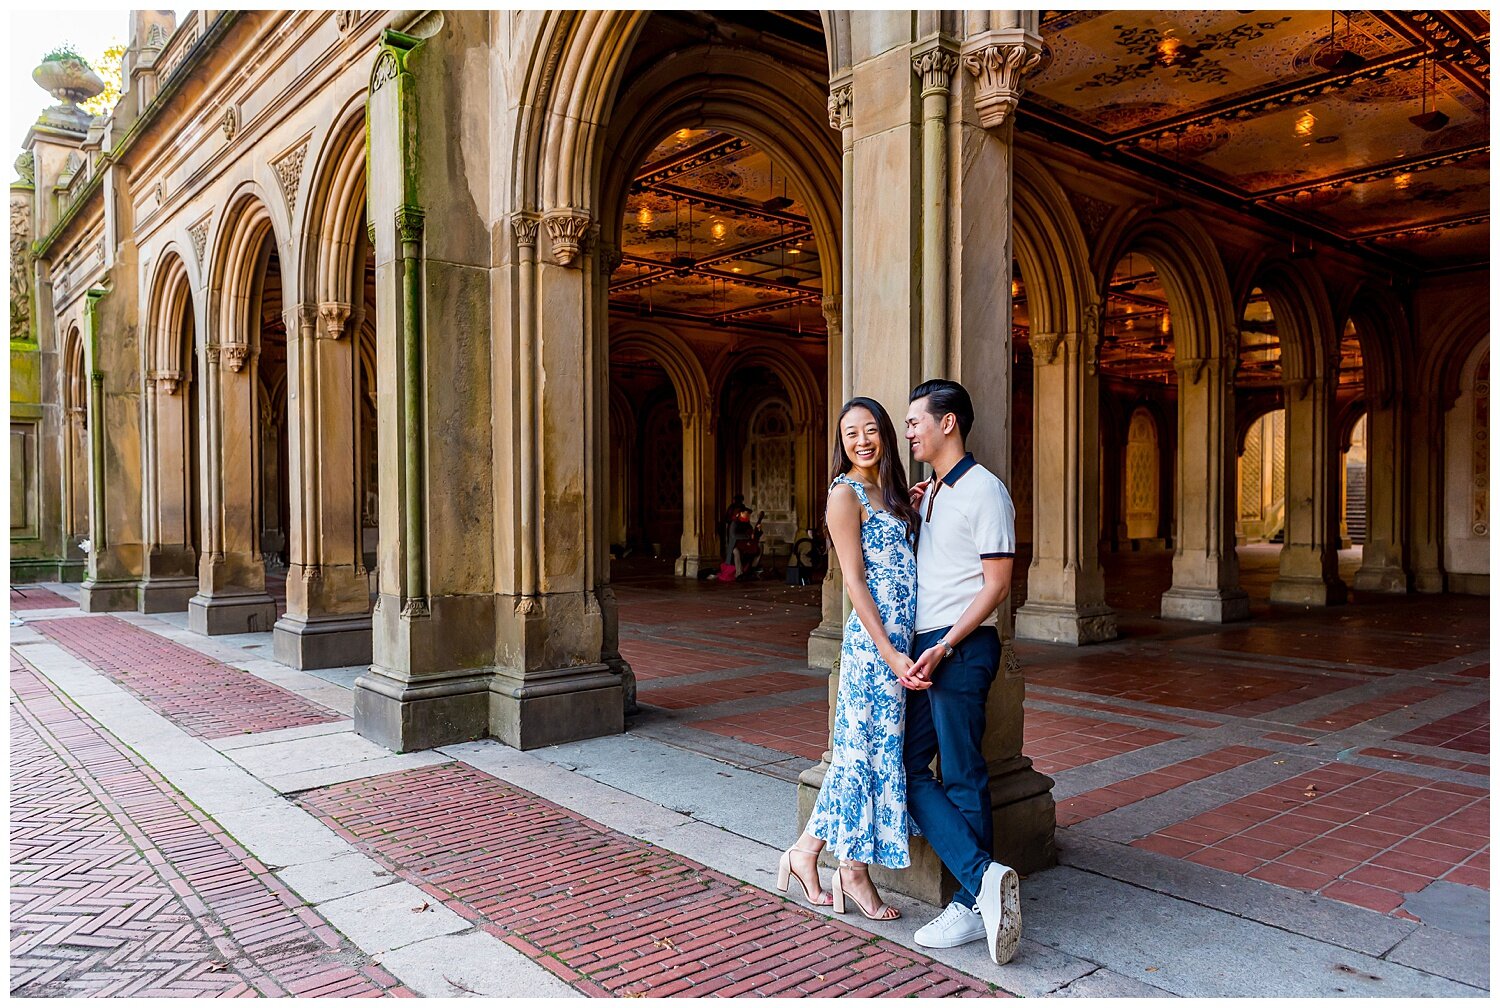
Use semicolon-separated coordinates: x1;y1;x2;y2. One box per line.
612;129;826;338
1024;10;1490;271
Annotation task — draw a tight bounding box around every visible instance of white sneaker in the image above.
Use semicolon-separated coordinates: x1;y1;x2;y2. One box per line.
913;900;985;949
976;862;1022;965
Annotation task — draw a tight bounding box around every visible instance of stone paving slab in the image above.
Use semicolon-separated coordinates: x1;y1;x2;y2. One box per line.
378;930;583;999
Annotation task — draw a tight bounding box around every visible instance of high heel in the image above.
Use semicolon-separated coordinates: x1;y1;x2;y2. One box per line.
831;863;900;921
776;843;833;907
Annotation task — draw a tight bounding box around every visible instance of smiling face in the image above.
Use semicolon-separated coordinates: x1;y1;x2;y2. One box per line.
904;396;946;464
840;405;882;471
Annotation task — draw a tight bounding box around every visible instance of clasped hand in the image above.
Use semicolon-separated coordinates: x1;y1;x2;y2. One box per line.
889;642;944;691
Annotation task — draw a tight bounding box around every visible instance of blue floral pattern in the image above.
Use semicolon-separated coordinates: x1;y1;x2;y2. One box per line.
805;474;917;868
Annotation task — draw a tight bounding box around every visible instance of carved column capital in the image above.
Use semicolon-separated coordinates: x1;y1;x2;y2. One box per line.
827;81;853;131
205;342;220;366
820;294;842;333
597;240;624;276
221;344;249;372
912;43;960;97
510;211;540;248
395;204;425;245
318;301;352;339
1174;355;1212;386
1030;331;1062;367
150;369;182;394
960;30;1044;130
542;208;592;267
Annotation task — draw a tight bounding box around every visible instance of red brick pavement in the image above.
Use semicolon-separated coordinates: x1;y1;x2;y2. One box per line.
687;701;830;761
640;671;822;710
29;615;342;740
1297;685;1445;733
1133;762;1489;917
1392;703;1489;755
9;657;408;997
1023;710;1181;776
10;586;76;610
297;762;1000;998
1057;746;1273;828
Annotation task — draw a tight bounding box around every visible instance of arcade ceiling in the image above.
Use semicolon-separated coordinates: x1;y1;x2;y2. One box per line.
613;10;1488;354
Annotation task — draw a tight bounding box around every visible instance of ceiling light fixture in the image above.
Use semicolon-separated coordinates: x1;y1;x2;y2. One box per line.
1294;110;1318;138
1408;56;1450;132
1313;11;1367;72
637;203;653;227
1152;29;1201;68
1393;172;1414;189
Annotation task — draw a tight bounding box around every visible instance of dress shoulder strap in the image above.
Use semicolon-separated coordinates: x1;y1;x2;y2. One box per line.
832;473;876;514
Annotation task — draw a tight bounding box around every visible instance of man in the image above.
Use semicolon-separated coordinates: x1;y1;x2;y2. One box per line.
900;378;1023;965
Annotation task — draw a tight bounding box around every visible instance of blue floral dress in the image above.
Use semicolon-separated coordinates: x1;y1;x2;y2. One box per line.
804;474;917;868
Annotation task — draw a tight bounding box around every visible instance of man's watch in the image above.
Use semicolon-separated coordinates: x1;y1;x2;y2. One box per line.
936;639;955;659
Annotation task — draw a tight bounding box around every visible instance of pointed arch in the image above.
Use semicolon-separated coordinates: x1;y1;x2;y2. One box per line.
1013;151;1094;337
146;248;196;379
609;323;711;419
709;342;821;429
1339;280;1407;408
299;100;368;308
210;188;282;350
1234;254;1336;382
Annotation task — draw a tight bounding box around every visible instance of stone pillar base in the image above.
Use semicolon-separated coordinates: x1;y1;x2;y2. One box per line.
1269;576;1348;607
1447;572;1488;596
1015;602;1118;646
11;559;87;584
1352;565;1410;594
353;665;490;753
187;592;279;635
273;614;373;669
1414;571;1445;594
1160;586;1250;623
807;623;843;670
81;579;139;613
674;554;719;578
488;664;624;750
138;577;199;613
797;756;1056;907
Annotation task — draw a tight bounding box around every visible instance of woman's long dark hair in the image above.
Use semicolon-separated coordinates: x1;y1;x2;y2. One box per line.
830;396;921;545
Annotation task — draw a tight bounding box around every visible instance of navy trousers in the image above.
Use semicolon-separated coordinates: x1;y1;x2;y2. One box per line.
904;625;999;907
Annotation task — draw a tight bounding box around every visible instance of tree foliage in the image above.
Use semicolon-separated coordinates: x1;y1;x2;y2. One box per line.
80;42;126;117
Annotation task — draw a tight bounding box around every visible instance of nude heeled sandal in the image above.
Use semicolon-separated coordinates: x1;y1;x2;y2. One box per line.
776;843;834;906
831;862;900;921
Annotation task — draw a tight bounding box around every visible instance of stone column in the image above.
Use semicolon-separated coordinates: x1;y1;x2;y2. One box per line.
187;331;277;634
799;13;1056;909
1407;393;1446;593
808;295;847;670
1161;354;1250;621
1353;397;1411;592
138;368;198;611
674;408;719;578
80;286;147;611
1271;374;1348;605
1015;322;1117;643
273;300;374;668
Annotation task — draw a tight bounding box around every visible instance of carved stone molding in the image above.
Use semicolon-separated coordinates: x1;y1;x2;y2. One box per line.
318;301;351;339
510;212;540;248
334;10;362;34
1082;301;1102;376
220;105;238;141
1030;331;1062;366
271;137;310;215
912;46;960;97
821;294;842;333
370;49;400;94
961;37;1043;130
188;216;211;267
150;369;182;395
598;241;623;276
827;82;853;131
14;151;35;186
205;342;219;365
543;209;591;267
1175;355;1210;385
221;343;248;373
401;597;430;618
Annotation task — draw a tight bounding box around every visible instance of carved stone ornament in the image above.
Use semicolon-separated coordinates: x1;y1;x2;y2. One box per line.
821;295;842;333
271;138;310;215
335;10;362;34
318;301;351;339
189;216;210;266
912;47;959;97
370;50;400;94
598;241;624;276
510;212;540;248
401;597;430;618
1030;331;1062;366
221;343;248;372
14;150;35;186
827;83;853;131
395;204;425;244
220;105;238;141
962;40;1044;130
144;23;169;49
543;209;591;267
205;342;219;365
151;369;182;394
1081;301;1101;376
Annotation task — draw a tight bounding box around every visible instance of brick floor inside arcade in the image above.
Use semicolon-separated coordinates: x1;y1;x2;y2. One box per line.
8;544;1489;997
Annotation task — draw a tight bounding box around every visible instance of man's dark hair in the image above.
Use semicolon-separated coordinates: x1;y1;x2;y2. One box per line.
910;378;974;441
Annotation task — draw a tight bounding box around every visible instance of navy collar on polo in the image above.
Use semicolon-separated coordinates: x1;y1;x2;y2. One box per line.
939;451;977;486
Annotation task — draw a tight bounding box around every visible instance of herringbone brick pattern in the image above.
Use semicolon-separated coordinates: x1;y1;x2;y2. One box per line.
9;657;408;998
10;586;76;610
299;762;1002;998
29;616;341;739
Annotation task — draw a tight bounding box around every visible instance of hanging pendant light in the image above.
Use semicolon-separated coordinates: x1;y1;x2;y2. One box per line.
1408;55;1450;132
1313;11;1366;72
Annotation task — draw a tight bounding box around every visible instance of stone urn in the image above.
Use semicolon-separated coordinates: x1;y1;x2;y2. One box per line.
32;57;105;106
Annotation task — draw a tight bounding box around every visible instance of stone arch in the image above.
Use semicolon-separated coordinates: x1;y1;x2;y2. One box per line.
146;248;196;378
1123;406;1160;540
1426;297;1488;413
610;323;710;419
298;101;368;308
1338;280;1406;408
597;45;842;297
1234;254;1336;382
1095;209;1235;364
1013;151;1094;337
210;187;283;352
709;343;821;430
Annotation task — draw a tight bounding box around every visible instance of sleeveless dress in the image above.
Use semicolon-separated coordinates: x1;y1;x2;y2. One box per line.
804;474;917;868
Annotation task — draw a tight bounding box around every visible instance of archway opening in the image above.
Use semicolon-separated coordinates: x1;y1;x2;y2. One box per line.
252;243;291;606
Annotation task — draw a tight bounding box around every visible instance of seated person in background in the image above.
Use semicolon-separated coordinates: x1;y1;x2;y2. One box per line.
721;493;747;563
730;506;764;579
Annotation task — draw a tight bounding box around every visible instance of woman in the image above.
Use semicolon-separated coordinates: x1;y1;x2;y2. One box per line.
776;397;920;920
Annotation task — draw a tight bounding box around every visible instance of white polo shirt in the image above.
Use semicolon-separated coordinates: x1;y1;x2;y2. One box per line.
914;452;1016;634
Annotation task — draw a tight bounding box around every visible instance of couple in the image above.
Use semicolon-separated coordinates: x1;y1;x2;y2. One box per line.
775;379;1023;966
